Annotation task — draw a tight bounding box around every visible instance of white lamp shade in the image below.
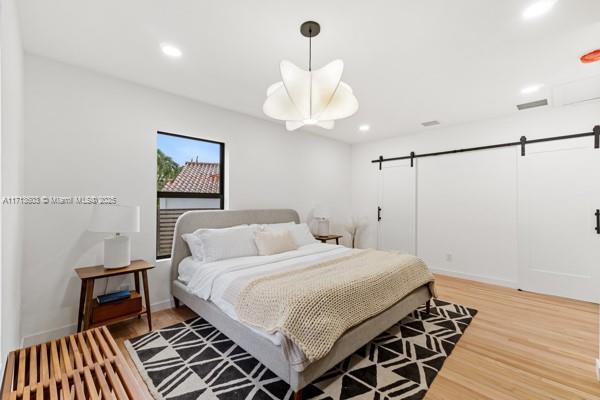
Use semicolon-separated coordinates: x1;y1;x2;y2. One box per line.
263;59;359;131
89;205;140;233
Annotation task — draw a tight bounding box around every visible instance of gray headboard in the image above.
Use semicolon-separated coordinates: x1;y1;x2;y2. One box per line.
170;209;300;281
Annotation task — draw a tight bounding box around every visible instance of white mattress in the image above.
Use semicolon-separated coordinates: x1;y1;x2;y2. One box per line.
179;243;352;368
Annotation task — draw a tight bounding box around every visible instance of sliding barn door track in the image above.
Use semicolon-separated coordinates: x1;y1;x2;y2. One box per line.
372;125;600;170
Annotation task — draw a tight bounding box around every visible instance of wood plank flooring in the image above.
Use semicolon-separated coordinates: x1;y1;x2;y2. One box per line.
109;274;600;399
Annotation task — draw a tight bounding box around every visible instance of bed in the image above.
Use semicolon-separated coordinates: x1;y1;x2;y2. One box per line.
170;209;433;398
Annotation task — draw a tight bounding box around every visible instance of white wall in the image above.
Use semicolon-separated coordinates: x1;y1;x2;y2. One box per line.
352;102;600;287
0;0;25;357
22;54;352;344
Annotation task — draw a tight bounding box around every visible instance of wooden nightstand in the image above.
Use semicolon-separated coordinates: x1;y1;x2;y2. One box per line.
314;234;343;245
75;260;154;332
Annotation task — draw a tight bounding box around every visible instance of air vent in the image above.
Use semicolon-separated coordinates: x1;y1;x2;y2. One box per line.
422;120;440;127
517;99;548;110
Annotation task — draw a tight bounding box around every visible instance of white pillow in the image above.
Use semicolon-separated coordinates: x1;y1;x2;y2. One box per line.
254;230;298;256
263;222;317;247
182;224;258;262
200;225;260;262
190;224;252;236
260;221;295;230
182;232;206;261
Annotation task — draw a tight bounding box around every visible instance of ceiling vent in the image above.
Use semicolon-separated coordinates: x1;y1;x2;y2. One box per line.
553;75;600;106
517;99;548;110
421;120;440;127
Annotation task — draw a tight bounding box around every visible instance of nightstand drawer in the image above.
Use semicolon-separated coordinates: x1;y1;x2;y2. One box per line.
92;291;142;324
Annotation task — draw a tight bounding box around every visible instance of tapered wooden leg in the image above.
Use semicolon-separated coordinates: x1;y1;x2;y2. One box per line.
293;389;302;400
135;272;141;319
142;270;152;331
77;280;86;331
134;271;140;293
425;300;431;314
173;297;180;308
83;279;95;331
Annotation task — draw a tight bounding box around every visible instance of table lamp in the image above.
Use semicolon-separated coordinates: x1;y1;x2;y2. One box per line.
89;205;140;268
314;205;330;236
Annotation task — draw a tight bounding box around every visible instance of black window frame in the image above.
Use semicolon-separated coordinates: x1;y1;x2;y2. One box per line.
156;131;225;259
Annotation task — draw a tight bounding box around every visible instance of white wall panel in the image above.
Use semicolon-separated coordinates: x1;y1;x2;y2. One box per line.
1;0;25;357
377;160;416;254
416;148;518;285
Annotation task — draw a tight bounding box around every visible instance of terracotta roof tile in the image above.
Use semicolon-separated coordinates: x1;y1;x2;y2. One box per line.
162;162;220;193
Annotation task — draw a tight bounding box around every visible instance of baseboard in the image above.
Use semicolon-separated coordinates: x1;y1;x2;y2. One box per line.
21;298;174;347
429;267;519;289
22;323;78;348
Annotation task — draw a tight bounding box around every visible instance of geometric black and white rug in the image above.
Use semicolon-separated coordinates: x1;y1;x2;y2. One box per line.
126;299;477;400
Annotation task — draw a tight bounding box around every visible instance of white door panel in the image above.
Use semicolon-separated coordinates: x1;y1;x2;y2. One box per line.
518;143;600;303
417;148;519;282
377;161;416;254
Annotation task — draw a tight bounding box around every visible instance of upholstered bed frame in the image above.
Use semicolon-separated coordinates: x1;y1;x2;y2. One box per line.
170;209;432;395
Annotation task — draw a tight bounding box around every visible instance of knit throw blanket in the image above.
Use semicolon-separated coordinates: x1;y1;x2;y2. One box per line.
234;249;436;364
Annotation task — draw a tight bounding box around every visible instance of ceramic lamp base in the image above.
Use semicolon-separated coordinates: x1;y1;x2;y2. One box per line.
316;218;330;236
104;235;131;268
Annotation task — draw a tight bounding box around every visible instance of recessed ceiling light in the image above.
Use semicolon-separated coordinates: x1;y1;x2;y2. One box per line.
522;0;557;19
521;84;544;95
161;43;182;58
359;124;370;132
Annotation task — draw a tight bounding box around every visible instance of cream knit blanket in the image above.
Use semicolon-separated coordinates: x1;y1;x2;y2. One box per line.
234;249;436;363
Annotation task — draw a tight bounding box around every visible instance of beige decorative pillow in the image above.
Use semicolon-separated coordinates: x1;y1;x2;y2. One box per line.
254;230;298;256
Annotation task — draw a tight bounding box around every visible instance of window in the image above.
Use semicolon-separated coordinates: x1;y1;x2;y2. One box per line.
156;131;225;259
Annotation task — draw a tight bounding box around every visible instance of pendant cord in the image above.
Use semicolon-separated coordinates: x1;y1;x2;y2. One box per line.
308;32;312;72
308;29;313;119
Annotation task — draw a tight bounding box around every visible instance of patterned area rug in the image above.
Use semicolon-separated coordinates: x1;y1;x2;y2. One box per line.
126;299;477;400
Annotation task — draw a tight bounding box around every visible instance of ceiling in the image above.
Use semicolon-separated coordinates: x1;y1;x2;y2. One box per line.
17;0;600;143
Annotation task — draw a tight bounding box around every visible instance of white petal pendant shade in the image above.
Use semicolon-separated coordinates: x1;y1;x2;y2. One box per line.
263;22;358;131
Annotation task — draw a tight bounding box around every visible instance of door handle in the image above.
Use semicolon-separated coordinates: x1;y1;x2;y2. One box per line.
377;207;382;222
595;209;600;234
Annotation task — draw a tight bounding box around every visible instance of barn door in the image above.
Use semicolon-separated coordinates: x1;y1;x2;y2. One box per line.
377;160;417;254
518;141;600;303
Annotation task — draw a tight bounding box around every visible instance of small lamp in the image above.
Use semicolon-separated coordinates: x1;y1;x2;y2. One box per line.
314;205;330;236
89;205;140;269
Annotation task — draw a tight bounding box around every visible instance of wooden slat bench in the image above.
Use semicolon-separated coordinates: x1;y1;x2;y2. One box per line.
1;326;150;400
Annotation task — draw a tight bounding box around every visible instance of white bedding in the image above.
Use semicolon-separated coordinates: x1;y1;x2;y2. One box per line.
180;242;352;369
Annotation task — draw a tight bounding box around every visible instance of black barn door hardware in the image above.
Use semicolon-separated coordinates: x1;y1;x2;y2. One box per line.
377;207;382;221
410;151;415;167
371;125;600;166
595;209;600;234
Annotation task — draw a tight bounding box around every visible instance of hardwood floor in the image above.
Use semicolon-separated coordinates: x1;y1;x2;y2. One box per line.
427;275;599;399
109;274;600;399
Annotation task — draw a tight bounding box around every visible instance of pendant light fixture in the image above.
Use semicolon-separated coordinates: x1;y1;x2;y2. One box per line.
263;21;359;131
